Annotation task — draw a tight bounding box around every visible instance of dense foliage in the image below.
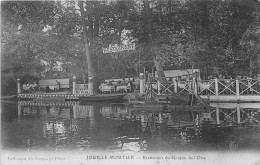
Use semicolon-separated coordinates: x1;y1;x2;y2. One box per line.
1;0;260;95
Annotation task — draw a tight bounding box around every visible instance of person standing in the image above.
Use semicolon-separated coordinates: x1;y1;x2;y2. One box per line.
129;78;133;92
32;82;38;91
56;80;60;92
46;85;50;93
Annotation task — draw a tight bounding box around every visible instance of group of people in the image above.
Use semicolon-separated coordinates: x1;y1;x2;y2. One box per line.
45;80;61;93
202;73;260;94
22;82;38;93
99;78;135;93
207;74;228;80
22;80;61;93
206;73;258;80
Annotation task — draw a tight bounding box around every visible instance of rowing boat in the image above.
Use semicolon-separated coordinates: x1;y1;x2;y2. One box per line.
78;93;126;102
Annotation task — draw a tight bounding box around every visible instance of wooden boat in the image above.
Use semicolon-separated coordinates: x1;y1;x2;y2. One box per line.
78;93;126;102
1;95;17;100
134;92;190;105
134;92;145;100
34;97;65;103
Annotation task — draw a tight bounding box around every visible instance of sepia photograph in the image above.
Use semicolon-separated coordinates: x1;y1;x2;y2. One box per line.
1;0;260;165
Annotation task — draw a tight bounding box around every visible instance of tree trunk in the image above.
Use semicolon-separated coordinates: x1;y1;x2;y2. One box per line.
143;0;165;80
79;1;94;79
93;2;100;38
200;1;209;36
85;1;98;85
86;1;94;43
27;43;31;61
152;45;165;78
250;56;253;77
257;52;260;76
49;61;54;78
167;0;172;28
80;60;86;83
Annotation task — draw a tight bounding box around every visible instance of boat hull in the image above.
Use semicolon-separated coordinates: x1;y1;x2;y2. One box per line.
78;94;126;102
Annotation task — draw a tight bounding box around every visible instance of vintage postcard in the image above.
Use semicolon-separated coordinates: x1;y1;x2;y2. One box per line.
1;0;260;165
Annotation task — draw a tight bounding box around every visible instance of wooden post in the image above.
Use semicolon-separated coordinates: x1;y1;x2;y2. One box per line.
88;76;94;95
18;102;22;122
73;104;77;119
140;73;144;94
216;104;220;125
236;79;240;100
174;79;178;93
157;78;161;95
89;105;95;129
158;112;162;124
214;78;219;96
17;78;21;94
72;76;76;94
194;72;199;95
237;103;241;124
141;115;145;131
192;76;198;95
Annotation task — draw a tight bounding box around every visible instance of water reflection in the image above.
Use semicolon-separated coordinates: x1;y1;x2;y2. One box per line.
1;101;260;152
209;102;260;126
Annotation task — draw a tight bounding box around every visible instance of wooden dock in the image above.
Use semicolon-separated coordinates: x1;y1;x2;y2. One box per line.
143;77;260;102
16;77;260;103
210;102;260;109
18;93;87;100
19;100;79;107
17;91;138;102
132;104;205;112
203;95;260;102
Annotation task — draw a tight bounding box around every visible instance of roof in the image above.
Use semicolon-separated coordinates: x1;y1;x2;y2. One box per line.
155;69;199;77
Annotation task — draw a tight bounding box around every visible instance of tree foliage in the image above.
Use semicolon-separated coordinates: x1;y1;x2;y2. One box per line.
1;1;57;76
1;0;260;93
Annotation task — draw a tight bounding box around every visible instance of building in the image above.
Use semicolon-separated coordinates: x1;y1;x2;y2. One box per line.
155;69;200;81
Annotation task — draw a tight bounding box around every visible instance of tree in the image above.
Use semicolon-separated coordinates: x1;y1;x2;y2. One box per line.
2;0;259;97
1;1;57;77
177;0;257;76
240;3;260;76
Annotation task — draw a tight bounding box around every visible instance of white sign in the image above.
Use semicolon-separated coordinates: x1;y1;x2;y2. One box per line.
102;43;135;54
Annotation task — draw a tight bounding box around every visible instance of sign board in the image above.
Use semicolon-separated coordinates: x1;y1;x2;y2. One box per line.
102;43;135;54
155;69;200;80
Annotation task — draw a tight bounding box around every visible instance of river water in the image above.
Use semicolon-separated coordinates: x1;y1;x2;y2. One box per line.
1;101;260;152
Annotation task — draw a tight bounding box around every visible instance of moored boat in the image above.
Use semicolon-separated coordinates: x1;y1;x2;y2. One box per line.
134;92;191;105
34;96;65;103
1;95;17;100
78;93;126;102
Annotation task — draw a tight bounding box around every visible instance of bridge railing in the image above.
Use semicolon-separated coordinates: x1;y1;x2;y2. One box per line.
197;79;238;96
144;77;194;95
238;79;260;95
212;79;260;96
144;82;158;95
198;79;260;96
207;103;260;126
217;79;237;95
197;80;216;95
75;84;88;95
142;77;260;97
144;77;190;95
177;80;193;95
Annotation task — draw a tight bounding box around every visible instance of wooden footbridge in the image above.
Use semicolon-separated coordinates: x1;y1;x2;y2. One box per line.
140;74;260;102
15;73;260;103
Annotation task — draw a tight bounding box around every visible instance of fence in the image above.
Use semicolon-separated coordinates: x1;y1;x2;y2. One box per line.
143;77;260;97
75;84;88;95
207;103;260;126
